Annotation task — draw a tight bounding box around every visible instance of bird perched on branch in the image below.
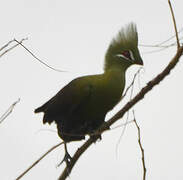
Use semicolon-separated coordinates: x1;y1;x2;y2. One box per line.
35;23;143;165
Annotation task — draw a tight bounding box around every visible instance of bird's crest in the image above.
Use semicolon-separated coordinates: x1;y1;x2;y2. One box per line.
110;23;138;49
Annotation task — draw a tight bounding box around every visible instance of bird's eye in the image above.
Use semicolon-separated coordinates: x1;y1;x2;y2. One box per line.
121;50;131;59
120;50;135;61
115;50;135;61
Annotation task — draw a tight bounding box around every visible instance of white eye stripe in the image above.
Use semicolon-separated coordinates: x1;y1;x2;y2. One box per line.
116;50;135;61
129;50;135;61
116;54;129;60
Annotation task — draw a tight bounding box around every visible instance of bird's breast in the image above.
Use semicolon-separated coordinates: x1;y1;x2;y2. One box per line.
87;71;125;114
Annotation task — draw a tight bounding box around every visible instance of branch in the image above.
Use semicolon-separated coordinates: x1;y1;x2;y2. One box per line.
0;39;15;52
0;38;66;72
139;28;183;49
0;98;20;124
15;142;63;180
168;0;180;49
0;39;27;58
157;28;182;46
122;67;142;99
133;111;146;180
58;45;183;180
142;46;171;54
115;68;141;154
14;39;66;73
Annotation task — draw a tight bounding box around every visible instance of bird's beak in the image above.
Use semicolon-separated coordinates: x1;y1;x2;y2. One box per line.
134;48;143;65
136;52;143;65
137;58;143;65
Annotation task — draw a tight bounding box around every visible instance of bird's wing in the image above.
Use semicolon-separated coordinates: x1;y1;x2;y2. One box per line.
36;77;93;124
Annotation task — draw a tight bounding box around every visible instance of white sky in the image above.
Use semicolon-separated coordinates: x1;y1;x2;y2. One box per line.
0;0;183;180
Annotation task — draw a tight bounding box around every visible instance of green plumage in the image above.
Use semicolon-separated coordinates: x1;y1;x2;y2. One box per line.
35;23;143;163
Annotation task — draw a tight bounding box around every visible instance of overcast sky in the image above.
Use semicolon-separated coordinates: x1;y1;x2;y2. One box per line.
0;0;183;180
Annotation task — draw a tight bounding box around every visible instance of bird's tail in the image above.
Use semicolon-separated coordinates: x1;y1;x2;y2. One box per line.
35;106;54;124
34;106;44;113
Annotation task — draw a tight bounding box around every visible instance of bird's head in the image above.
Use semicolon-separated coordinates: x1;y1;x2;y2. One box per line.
104;23;143;71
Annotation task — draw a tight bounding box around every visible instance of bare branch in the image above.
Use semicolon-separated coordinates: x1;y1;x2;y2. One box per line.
142;47;170;54
0;39;28;58
115;110;130;156
111;120;134;130
16;142;63;180
140;43;177;49
14;39;66;73
122;67;143;99
115;68;141;155
0;39;15;52
139;28;183;48
168;0;180;48
0;98;20;124
157;28;183;46
0;38;66;72
133;110;146;180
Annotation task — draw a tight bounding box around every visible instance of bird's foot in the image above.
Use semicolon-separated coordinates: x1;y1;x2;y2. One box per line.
57;152;72;167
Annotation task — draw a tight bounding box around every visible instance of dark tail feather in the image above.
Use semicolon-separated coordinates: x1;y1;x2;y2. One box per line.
43;113;54;124
34;106;44;113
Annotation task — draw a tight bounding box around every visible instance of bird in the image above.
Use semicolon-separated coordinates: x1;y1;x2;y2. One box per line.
34;23;143;165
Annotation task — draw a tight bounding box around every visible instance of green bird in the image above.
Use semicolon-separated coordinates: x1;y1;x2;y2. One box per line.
35;23;143;164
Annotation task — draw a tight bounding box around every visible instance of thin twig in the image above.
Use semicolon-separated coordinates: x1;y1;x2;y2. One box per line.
116;68;139;153
141;38;183;54
14;39;66;73
142;46;170;54
133;110;146;180
140;28;183;48
0;98;20;124
58;45;183;180
157;28;182;46
111;120;134;130
122;67;142;99
140;43;176;48
115;110;130;157
115;67;142;156
0;39;15;52
168;0;180;49
16;142;63;180
0;39;28;58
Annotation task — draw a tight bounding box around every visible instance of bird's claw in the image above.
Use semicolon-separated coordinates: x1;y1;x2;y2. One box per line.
57;152;72;167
